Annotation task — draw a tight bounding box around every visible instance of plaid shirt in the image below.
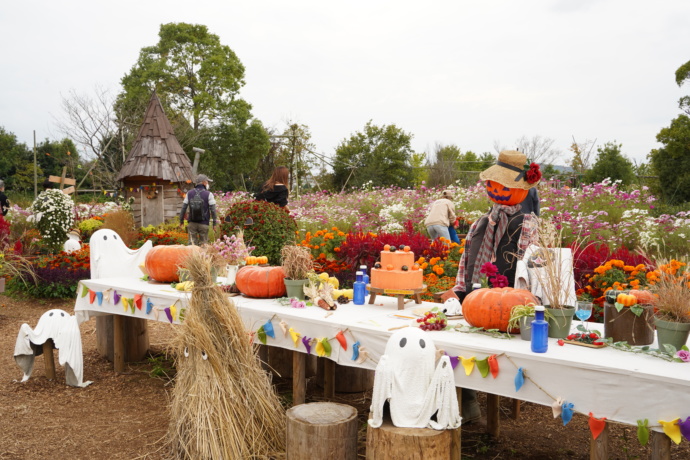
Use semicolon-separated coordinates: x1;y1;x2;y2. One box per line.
453;205;538;292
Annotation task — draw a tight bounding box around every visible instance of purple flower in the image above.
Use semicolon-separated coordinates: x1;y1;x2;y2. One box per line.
677;350;690;362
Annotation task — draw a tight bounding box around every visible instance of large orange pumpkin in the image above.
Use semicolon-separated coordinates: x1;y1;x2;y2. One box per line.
235;265;287;298
463;287;539;332
629;289;658;306
144;245;199;283
485;180;529;206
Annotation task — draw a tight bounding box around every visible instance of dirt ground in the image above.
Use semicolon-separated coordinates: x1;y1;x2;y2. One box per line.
1;294;689;460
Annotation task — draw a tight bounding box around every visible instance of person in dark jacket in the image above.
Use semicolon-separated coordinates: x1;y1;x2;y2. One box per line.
256;166;289;209
520;187;540;216
0;180;9;216
179;174;218;245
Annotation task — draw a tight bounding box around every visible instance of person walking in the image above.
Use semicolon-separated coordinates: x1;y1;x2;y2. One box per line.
0;180;10;216
179;174;218;245
424;190;456;241
256;166;290;209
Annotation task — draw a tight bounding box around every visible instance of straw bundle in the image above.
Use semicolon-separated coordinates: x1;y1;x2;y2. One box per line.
167;251;286;459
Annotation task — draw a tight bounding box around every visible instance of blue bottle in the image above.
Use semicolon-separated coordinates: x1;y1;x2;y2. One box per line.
531;305;548;353
359;265;369;294
353;271;366;305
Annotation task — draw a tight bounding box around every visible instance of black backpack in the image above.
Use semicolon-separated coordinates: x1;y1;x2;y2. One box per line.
188;190;206;222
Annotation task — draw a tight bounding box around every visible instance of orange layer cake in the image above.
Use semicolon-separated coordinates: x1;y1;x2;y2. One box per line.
370;249;423;290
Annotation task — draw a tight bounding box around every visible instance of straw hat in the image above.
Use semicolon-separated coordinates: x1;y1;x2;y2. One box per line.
479;150;541;190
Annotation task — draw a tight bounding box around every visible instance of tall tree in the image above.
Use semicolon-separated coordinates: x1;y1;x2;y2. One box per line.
0;127;32;190
676;59;690;115
332;121;414;190
273;123;316;193
427;144;461;187
584;142;636;185
650;114;690;204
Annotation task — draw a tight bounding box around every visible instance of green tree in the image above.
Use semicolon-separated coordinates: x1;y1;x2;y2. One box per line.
583;142;636;185
676;59;690;114
409;152;427;187
650;114;690;204
36;138;80;184
0;127;32;190
332;121;414;190
273;123;316;193
427;144;461;187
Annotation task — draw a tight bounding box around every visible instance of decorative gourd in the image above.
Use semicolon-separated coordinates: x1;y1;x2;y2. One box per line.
144;245;198;283
629;289;657;306
485;180;529;206
605;289;625;305
235;265;287;298
616;293;638;307
463;287;539;332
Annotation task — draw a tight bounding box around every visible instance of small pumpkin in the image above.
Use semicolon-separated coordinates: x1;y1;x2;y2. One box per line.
485;180;529;206
235;265;287;298
144;245;199;283
383;244;391;251
605;289;625;305
616;293;638;307
462;287;539;332
411;263;420;271
629;289;657;306
403;246;411;252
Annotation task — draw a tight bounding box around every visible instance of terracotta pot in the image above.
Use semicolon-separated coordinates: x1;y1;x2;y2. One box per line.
604;302;654;345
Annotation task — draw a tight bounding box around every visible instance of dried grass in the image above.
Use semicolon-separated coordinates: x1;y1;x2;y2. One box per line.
650;258;690;323
280;245;313;280
102;210;139;247
166;251;286;459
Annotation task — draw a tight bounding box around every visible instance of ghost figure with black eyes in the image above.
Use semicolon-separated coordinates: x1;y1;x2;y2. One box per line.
368;327;461;429
89;228;153;279
14;309;92;387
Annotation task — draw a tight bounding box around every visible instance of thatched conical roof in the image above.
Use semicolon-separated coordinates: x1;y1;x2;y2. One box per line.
116;92;194;183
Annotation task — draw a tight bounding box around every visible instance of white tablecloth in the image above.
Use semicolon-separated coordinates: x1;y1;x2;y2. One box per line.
74;277;690;430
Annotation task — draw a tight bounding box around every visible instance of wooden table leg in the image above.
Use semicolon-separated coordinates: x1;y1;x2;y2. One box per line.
456;387;462;453
113;315;125;373
42;339;56;380
589;422;609;460
511;399;521;419
487;393;500;437
293;350;306;406
650;430;671;460
397;295;404;310
368;292;377;304
323;359;335;399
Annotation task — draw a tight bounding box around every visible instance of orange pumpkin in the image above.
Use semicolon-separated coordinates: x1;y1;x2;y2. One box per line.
616;293;637;307
144;245;199;283
629;289;657;306
485;180;529;206
463;287;539;332
235;265;287;298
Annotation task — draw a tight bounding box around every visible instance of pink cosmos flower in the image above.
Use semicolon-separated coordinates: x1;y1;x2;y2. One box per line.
677;350;690;362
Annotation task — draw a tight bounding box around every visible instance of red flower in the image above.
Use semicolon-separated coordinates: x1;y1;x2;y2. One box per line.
490;274;509;288
525;163;542;184
480;262;499;276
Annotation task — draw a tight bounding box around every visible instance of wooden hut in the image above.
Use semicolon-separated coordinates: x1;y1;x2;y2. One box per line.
116;92;194;227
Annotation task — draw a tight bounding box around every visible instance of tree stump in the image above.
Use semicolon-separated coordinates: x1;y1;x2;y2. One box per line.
366;414;460;460
286;402;358;460
96;315;149;363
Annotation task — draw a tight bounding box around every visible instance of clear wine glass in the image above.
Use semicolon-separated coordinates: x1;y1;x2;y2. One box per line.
576;301;593;330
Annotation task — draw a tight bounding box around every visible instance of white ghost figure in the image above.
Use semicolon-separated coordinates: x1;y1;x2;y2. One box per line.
368;327;461;430
443;297;462;316
89;228;153;279
63;230;82;253
14;309;92;387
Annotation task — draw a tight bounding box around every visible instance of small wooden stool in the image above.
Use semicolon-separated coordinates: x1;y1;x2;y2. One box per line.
286;402;358;459
366;413;460;460
367;285;427;310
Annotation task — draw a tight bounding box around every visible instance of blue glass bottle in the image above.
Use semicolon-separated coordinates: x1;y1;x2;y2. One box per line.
359;265;369;294
531;305;548;353
353;271;366;305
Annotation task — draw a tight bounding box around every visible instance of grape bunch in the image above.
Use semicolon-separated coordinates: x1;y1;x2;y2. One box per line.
416;311;447;331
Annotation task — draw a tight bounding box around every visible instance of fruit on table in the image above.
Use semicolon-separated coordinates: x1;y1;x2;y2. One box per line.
616;293;637;307
145;244;199;283
462;287;539;332
235;265;287;298
175;281;194;291
416;310;447;331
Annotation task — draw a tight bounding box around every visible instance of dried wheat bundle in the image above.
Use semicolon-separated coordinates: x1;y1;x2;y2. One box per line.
166;251;286;459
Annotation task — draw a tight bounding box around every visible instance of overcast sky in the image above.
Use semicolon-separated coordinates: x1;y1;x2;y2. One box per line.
2;0;689;166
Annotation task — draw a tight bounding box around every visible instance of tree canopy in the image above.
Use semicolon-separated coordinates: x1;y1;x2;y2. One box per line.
650;114;690;205
584;142;636;186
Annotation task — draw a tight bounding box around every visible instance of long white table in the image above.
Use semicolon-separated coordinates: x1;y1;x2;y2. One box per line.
74;277;690;441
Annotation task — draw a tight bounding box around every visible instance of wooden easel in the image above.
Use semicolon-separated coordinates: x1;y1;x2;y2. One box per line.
48;167;76;195
367;285;427;310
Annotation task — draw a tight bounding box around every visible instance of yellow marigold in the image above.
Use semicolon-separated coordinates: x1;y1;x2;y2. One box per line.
338;231;345;237
434;266;444;275
629;279;640;287
421;262;429;269
331;226;338;231
319;253;326;258
594;266;606;274
417;257;426;264
611;260;625;268
369;232;377;237
623;265;635;272
636;264;646;270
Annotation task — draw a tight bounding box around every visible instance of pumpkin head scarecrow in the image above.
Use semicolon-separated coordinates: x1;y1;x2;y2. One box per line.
452;150;541;299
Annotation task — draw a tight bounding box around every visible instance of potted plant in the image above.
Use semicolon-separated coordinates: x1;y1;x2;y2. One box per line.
508;303;554;341
280;245;314;300
650;259;690;352
603;290;655;345
205;230;254;285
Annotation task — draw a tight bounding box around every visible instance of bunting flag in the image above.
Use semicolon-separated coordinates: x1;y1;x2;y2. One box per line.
562;402;574;426
264;320;275;339
257;326;267;345
446;352;460;371
637;419;650;446
122;297;130;312
96;291;103;306
301;337;312;354
514;367;525;391
127;298;135;314
146;298;153;314
658;418;681;444
460;356;475;376
248;331;256;345
321;338;332;357
315;339;326;357
289;328;300;347
680;417;690;442
352;341;361;361
113;291;121;305
134;294;143;310
279;320;289;337
487;354;499;378
335;331;347;350
552;397;564;418
88;290;96;304
355;346;369;364
164;304;177;323
102;290;110;302
81;284;89;297
589;413;608;440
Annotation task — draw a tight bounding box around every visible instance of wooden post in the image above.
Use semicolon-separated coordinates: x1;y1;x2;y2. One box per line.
96;315;149;365
589;422;609;460
366;414;460;460
287;402;358;459
486;393;500;437
292;350;306;406
650;430;671;460
113;315;125;373
323;359;336;399
42;339;56;380
511;399;521;419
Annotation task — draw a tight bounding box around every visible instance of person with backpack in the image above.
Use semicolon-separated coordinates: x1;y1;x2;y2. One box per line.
179;174;218;245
